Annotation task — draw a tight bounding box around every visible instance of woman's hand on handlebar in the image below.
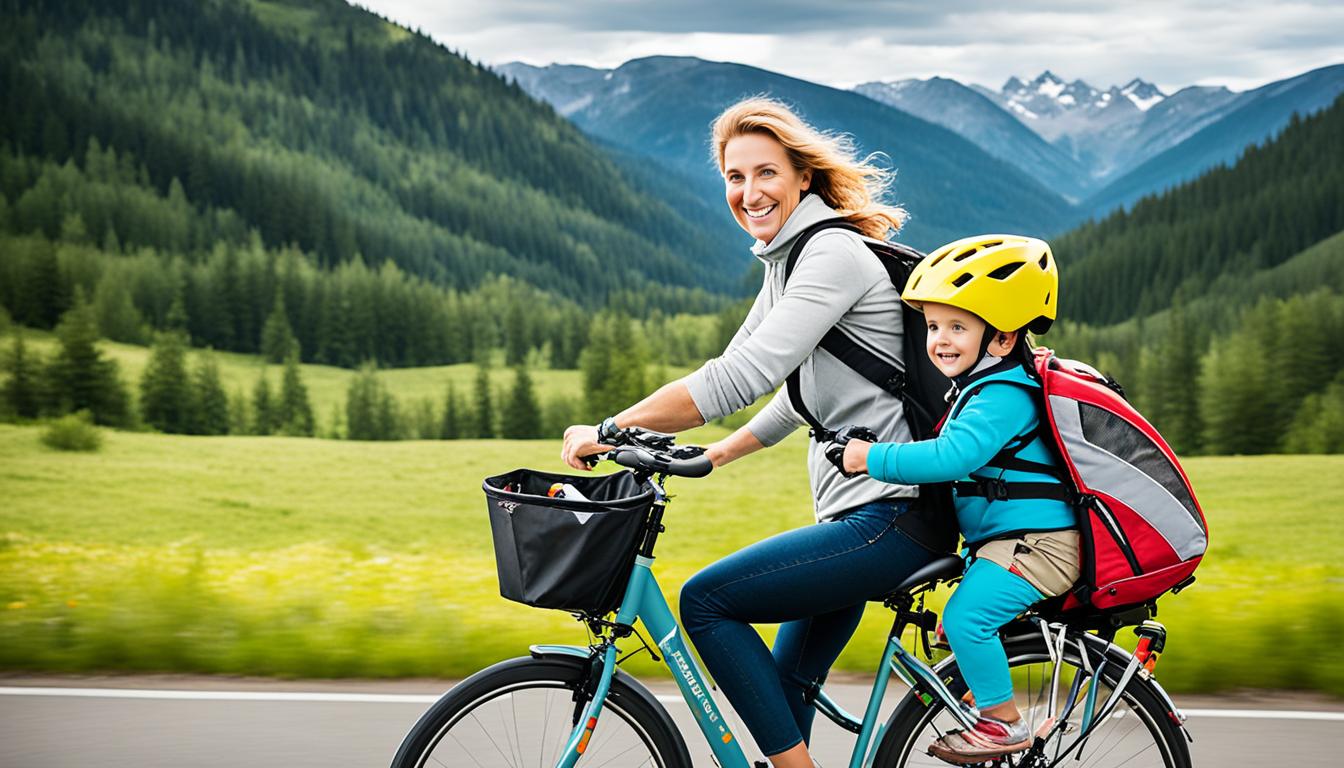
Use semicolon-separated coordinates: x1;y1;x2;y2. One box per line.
561;424;613;471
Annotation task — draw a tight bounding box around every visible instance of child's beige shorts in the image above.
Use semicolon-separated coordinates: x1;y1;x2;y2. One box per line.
976;530;1081;597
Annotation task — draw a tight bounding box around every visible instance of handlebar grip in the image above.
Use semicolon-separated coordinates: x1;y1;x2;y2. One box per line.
610;447;713;478
672;453;713;478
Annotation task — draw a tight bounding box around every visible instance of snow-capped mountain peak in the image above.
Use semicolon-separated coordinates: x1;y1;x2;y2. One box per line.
1120;78;1166;111
1032;71;1066;98
997;71;1168;119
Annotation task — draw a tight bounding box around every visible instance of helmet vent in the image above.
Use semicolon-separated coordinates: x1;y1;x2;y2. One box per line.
1038;253;1049;269
953;247;978;262
951;272;973;288
909;275;922;290
987;262;1024;280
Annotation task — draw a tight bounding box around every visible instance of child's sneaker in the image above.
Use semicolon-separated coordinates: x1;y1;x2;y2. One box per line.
927;715;1032;765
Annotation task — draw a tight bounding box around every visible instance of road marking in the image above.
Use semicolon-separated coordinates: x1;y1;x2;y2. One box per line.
0;687;440;704
3;688;1342;722
1181;708;1344;721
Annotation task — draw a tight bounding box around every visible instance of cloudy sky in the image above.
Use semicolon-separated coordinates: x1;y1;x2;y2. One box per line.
355;0;1342;93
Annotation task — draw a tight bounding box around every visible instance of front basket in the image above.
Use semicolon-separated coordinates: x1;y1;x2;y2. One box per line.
483;469;654;615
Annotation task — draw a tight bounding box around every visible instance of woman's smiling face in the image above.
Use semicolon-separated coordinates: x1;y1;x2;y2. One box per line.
722;132;812;244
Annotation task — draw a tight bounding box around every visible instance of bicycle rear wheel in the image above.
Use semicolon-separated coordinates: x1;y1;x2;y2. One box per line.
872;634;1190;768
391;655;691;768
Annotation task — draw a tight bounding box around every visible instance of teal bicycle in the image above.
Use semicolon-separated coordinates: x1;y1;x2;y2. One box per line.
391;428;1192;768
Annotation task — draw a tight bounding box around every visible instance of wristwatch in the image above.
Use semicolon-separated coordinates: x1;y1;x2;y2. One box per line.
596;416;621;444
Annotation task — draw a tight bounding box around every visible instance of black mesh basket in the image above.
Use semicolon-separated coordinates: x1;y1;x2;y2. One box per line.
483;468;655;615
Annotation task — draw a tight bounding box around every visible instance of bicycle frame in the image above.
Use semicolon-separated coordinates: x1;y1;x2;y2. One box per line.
547;476;1180;768
548;477;927;768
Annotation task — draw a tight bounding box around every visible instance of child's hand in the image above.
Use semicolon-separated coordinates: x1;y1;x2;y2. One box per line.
824;425;876;477
843;439;871;474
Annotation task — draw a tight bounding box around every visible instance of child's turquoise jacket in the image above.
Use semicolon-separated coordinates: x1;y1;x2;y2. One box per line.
866;360;1076;546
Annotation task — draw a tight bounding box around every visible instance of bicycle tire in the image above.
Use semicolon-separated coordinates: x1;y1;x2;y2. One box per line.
871;634;1191;768
390;655;692;768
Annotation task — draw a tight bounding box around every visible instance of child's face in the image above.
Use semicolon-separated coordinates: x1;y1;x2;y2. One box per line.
924;303;988;378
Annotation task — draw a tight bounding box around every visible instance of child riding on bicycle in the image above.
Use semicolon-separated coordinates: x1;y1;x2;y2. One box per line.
828;234;1080;765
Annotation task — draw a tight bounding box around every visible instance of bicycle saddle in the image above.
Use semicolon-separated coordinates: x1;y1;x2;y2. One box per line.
885;554;963;597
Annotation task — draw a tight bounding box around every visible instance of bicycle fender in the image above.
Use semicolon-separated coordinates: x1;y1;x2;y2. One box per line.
530;644;588;660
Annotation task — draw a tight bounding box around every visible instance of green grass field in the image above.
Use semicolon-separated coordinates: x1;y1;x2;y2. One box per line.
1;423;1341;696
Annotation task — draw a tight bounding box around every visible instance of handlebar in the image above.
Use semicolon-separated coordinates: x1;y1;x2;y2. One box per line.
589;427;714;479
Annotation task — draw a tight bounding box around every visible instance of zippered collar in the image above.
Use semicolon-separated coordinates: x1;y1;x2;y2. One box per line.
751;194;839;264
945;355;1033;404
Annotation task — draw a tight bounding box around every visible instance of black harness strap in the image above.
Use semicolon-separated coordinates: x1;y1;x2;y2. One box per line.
946;372;1073;502
953;479;1074;503
781;219;916;442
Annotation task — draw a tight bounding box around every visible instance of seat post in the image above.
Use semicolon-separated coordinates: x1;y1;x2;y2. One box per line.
886;590;915;640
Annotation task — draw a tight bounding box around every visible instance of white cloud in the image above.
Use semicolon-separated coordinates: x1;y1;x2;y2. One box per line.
356;0;1344;92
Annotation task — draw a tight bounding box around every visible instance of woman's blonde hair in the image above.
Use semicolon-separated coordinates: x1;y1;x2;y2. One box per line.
710;97;906;240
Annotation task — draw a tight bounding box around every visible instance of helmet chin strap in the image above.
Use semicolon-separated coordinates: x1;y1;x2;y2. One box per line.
959;328;1004;379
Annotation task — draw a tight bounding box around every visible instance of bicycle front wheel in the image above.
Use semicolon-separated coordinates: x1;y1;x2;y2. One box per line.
390;655;692;768
872;634;1191;768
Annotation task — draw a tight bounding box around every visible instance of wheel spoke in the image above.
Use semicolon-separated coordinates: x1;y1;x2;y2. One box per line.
393;666;675;768
876;646;1183;768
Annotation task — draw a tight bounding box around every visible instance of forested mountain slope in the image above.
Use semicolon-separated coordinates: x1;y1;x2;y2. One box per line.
1084;63;1344;216
1056;94;1344;326
0;0;746;307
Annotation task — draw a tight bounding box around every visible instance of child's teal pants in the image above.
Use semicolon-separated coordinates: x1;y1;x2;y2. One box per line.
942;557;1045;709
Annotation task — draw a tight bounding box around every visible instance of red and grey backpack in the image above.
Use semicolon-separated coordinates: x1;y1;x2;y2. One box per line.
1029;348;1209;613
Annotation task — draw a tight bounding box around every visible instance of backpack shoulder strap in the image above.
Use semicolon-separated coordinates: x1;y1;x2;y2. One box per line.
946;372;1071;500
782;219;916;442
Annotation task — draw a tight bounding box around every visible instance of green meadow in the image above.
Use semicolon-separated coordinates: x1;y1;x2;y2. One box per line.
1;422;1341;696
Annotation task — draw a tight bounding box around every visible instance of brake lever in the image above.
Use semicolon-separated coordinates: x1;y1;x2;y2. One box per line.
670;445;706;460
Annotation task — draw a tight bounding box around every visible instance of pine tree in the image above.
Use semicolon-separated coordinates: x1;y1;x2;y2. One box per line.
473;362;494;438
375;381;401;440
541;392;580;438
252;371;276;435
2;331;43;420
440;380;461;439
504;304;528;366
346;364;398;440
1198;329;1273;454
194;352;230;436
93;274;146;344
139;329;195;434
1283;374;1344;454
277;352;314;436
49;289;130;426
346;365;378;440
501;366;542;438
261;291;298;363
580;315;614;421
228;385;250;436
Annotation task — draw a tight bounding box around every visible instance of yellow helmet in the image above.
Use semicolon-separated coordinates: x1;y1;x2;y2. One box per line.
902;234;1058;334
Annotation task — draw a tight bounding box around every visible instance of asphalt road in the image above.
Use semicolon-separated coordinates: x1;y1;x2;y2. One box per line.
2;675;1341;767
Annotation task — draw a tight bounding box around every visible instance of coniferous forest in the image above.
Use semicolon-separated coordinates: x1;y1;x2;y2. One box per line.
1;0;1342;454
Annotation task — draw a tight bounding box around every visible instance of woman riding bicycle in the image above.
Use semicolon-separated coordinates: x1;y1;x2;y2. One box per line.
561;97;954;768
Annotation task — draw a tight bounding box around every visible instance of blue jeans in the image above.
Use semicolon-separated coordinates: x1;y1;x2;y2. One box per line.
678;499;940;756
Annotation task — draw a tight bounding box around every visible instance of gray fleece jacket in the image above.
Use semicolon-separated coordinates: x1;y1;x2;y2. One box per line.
684;194;918;521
